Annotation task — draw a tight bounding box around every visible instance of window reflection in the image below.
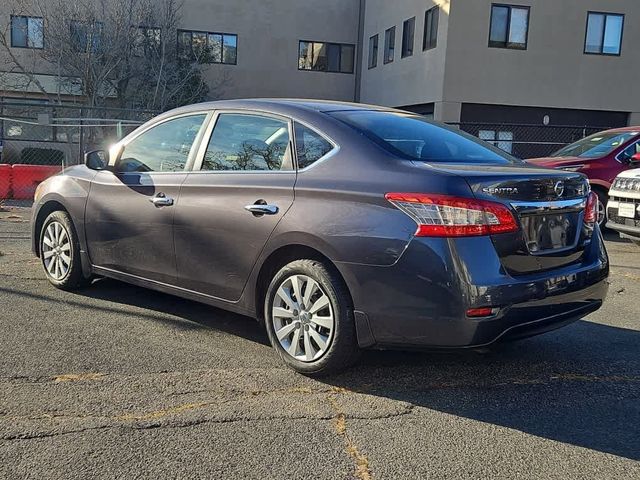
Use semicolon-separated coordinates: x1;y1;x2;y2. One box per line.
202;114;292;171
116;114;206;173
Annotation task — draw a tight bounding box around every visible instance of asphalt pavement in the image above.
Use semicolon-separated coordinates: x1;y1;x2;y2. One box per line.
0;206;638;479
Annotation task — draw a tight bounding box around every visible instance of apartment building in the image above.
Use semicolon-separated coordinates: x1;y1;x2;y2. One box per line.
361;0;640;129
1;1;639;128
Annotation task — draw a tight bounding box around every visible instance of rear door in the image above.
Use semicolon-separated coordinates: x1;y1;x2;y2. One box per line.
85;113;209;284
174;111;296;300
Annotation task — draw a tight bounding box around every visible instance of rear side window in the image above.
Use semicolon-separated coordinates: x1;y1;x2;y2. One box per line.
294;123;334;169
202;113;292;171
116;114;206;172
330;110;515;164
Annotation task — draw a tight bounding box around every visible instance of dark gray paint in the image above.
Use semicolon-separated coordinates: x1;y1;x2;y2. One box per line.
31;99;609;349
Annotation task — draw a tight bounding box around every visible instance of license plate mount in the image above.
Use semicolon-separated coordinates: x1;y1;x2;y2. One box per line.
618;203;636;219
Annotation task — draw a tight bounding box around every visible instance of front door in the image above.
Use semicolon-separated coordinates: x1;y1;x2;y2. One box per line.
85;113;208;284
174;111;296;300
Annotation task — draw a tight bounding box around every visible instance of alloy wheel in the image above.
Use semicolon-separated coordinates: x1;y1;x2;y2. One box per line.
42;221;72;281
271;274;335;362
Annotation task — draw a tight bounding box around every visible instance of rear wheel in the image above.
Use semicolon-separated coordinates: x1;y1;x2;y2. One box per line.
264;259;360;375
40;211;90;290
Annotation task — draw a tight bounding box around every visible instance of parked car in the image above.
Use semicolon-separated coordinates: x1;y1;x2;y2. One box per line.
528;127;640;226
31;100;609;375
607;168;640;245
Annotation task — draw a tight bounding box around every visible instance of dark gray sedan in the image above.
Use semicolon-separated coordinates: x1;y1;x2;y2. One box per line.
31;99;609;374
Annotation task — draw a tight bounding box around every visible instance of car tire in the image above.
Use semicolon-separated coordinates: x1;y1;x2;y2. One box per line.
264;259;360;376
40;211;90;291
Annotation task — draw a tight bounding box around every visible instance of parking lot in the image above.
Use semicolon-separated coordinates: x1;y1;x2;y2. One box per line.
0;206;638;479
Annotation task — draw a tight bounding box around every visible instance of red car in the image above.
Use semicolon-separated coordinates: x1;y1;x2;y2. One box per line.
528;127;640;226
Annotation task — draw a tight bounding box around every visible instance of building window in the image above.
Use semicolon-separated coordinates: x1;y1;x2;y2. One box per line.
479;130;514;154
401;17;415;58
133;26;161;57
368;34;378;69
585;12;624;56
177;30;237;65
70;21;104;52
10;15;44;49
384;26;395;64
489;4;530;50
298;41;354;74
423;7;439;51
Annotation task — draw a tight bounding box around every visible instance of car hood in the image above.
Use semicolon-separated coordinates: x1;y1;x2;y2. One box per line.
526;156;586;168
616;167;640;180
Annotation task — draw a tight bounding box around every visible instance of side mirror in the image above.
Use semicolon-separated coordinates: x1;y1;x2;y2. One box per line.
630;153;640;165
84;150;109;171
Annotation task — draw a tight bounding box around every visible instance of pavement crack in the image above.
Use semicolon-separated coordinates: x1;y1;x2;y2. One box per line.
326;394;374;480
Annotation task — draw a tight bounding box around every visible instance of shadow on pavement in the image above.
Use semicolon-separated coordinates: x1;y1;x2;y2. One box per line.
603;230;632;244
325;320;640;461
17;277;638;461
76;277;271;346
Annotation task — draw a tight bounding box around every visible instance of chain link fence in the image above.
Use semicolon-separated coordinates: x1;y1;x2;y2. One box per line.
0;100;615;205
449;122;609;159
0;99;156;205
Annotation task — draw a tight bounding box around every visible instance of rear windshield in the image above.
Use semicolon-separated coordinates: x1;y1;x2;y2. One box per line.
552;131;639;158
329;110;517;164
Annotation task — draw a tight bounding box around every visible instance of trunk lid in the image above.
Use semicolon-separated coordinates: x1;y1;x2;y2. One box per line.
428;163;592;275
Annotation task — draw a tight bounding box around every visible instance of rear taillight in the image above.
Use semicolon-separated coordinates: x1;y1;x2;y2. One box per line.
584;191;598;226
385;193;519;237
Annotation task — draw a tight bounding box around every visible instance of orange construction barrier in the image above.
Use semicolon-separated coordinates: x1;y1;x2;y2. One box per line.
11;165;61;200
0;164;11;199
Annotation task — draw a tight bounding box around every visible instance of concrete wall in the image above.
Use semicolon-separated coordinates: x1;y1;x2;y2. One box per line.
180;0;360;101
0;0;361;102
358;0;450;110
444;0;640;122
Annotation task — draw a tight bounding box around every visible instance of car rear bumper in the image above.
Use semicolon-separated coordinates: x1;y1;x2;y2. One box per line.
337;230;609;349
606;219;640;241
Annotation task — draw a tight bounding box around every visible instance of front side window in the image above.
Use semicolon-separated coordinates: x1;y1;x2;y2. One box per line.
202;114;292;171
116;114;206;173
294;123;334;169
11;16;44;49
552;131;639;159
330;110;516;165
368;34;378;69
585;12;624;55
177;30;237;64
384;26;395;64
423;7;439;51
402;17;415;58
619;141;640;162
298;41;354;74
489;4;529;50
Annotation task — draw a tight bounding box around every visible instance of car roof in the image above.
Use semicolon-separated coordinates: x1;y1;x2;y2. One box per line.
600;126;640;134
163;98;406;118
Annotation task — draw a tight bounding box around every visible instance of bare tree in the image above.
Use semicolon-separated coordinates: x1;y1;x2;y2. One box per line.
0;0;222;109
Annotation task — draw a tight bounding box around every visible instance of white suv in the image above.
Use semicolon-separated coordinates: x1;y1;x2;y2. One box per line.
607;169;640;245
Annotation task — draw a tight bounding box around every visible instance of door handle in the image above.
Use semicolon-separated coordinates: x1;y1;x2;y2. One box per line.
244;203;279;216
149;193;174;207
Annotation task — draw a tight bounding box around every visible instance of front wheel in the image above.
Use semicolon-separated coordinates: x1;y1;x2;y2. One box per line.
40;211;90;290
264;259;360;375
